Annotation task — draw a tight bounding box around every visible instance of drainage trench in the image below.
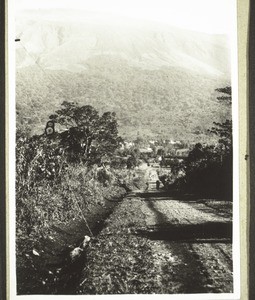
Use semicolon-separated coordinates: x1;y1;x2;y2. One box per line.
53;199;122;295
17;197;122;295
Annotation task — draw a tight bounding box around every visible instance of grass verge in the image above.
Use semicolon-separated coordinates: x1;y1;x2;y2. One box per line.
78;198;161;294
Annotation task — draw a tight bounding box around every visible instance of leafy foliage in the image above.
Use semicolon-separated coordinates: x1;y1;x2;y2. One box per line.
183;144;232;198
163;87;233;198
16;99;147;293
16;134;66;188
16;63;230;141
16;145;146;293
126;149;141;169
49;101;122;164
209;120;232;153
209;86;232;154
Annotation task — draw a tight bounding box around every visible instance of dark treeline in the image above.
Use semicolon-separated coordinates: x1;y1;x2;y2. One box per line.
158;86;232;199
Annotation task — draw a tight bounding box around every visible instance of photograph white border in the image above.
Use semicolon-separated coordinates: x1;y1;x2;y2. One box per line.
7;0;245;299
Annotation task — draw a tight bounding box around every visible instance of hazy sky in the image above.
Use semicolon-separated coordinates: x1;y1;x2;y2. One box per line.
15;0;236;34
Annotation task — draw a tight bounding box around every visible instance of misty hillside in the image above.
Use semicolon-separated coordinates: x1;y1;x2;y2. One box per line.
16;10;231;76
15;10;231;141
16;61;230;141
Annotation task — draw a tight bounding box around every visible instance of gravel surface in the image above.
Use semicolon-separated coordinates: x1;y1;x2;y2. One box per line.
137;183;233;293
77;179;233;294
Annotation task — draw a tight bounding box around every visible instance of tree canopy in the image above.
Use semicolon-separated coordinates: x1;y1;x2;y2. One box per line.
49;101;122;163
209;86;232;154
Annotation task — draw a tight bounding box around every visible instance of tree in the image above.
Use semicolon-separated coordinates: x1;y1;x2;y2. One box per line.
126;148;140;169
50;101;122;163
187;143;205;162
209;86;232;155
209;119;232;154
168;86;233;198
215;86;231;104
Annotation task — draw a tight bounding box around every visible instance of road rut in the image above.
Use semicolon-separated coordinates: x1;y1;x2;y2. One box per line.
137;185;233;293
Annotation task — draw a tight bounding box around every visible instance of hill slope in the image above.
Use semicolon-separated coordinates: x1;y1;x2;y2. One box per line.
15;10;231;141
16;61;230;141
16;10;230;76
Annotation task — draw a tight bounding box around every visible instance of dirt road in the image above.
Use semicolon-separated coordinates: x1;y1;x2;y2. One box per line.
135;181;233;293
79;177;233;294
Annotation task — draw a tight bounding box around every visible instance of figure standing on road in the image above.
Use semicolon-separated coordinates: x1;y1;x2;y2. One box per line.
156;180;160;190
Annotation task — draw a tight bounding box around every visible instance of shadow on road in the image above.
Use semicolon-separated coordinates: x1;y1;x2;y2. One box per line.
135;190;232;243
137;190;227;202
135;221;232;243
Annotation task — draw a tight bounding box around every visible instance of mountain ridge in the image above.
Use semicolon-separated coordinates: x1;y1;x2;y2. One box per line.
16;10;231;77
15;10;231;142
16;61;230;141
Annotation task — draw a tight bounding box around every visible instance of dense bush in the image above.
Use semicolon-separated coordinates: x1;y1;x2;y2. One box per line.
186;144;231;197
163;87;232;199
15;103;146;268
163;143;232;199
16;132;146;247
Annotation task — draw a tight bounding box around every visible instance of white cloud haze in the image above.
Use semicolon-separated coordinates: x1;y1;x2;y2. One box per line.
15;0;236;34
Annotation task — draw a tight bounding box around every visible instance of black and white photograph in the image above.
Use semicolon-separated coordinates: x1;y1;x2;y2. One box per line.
10;0;240;298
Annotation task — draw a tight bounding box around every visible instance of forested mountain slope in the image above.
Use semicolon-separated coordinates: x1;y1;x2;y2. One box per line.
16;10;231;141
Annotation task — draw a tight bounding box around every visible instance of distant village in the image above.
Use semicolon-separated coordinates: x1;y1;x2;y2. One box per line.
116;137;211;169
121;138;197;157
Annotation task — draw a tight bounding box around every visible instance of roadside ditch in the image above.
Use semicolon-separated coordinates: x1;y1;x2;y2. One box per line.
16;173;147;295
